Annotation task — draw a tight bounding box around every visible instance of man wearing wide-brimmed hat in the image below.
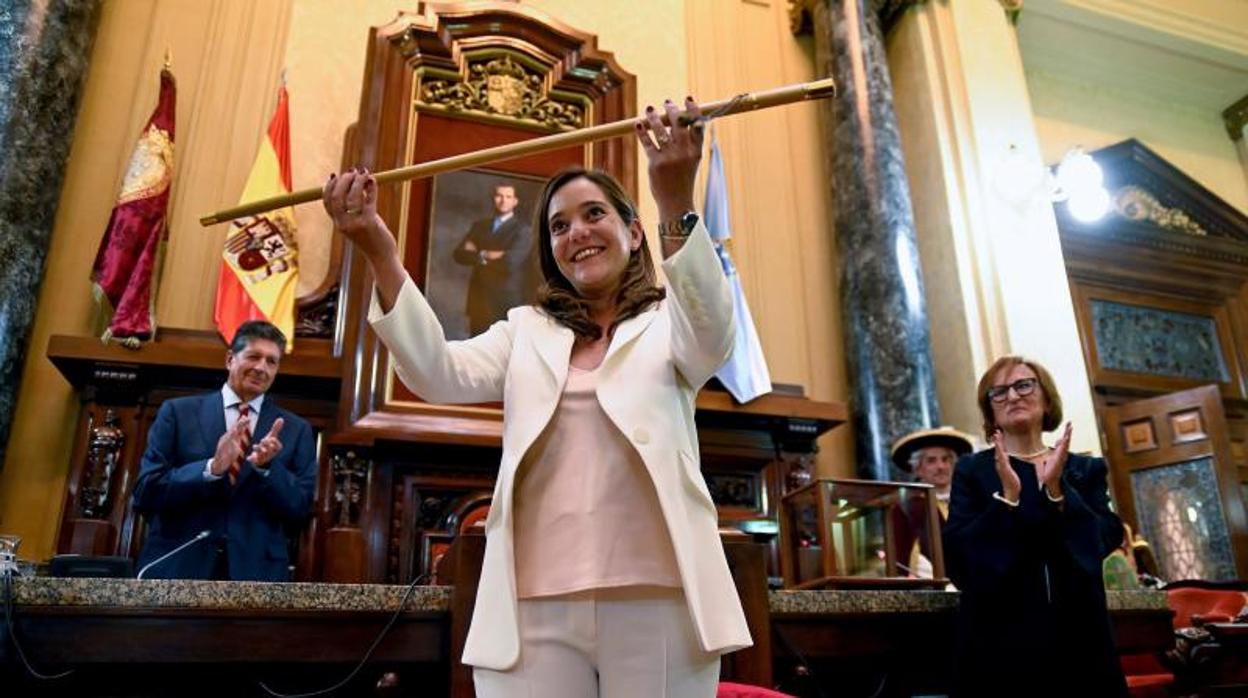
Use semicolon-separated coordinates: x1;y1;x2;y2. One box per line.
889;426;974;578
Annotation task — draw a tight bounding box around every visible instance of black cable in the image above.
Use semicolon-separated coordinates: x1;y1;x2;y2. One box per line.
771;623;829;698
2;570;74;680
257;574;428;698
774;622;893;698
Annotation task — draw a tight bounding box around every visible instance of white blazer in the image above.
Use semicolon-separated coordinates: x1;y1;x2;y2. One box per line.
369;222;753;670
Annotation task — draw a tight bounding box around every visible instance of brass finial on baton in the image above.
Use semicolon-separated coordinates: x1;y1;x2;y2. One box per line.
198;78;836;227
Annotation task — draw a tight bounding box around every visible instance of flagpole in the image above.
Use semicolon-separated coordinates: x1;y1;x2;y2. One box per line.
198;78;836;227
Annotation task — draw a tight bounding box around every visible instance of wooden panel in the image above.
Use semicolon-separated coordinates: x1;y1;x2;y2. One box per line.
338;4;638;443
1122;418;1159;453
1170;408;1209;444
1102;385;1248;580
1070;282;1246;402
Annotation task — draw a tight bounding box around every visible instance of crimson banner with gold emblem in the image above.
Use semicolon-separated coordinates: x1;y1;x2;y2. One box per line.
90;68;176;346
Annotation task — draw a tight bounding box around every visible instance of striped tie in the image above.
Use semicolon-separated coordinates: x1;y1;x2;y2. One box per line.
231;403;252;485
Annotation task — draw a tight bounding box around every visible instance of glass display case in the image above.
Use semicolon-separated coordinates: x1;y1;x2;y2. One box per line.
779;478;947;589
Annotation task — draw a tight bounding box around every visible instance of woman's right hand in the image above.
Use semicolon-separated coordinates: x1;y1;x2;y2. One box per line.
322;168;406;312
322;168;396;262
993;429;1022;502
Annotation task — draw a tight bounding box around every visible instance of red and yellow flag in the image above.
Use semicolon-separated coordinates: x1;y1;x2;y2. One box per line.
214;84;298;349
91;68;176;347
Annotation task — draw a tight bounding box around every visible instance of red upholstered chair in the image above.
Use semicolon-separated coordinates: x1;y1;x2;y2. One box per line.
1120;584;1248;697
717;682;796;698
1166;587;1248;628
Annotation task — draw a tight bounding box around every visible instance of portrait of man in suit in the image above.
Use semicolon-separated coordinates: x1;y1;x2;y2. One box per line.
131;321;317;581
424;170;541;340
451;183;535;335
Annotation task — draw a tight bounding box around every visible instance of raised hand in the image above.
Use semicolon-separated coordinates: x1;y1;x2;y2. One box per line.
635;96;705;222
993;429;1022;502
211;418;249;478
1038;422;1072;496
321;168;407;312
248;417;285;469
322;168;395;262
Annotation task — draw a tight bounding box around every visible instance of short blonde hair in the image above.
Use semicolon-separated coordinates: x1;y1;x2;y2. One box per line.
976;355;1063;439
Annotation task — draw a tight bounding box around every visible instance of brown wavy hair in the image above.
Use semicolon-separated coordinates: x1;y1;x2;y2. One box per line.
976;355;1064;438
533;168;665;340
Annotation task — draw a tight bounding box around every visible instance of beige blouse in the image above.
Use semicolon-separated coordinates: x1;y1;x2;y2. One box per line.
513;365;682;599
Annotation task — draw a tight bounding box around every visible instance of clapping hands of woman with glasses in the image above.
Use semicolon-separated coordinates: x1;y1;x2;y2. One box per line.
943;356;1128;698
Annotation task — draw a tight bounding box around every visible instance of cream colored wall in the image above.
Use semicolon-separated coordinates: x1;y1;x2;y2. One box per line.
0;0;848;557
684;0;851;477
0;0;294;558
887;0;1101;456
1027;68;1248;215
285;1;416;301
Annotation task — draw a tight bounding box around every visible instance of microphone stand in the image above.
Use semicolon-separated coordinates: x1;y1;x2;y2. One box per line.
136;530;212;580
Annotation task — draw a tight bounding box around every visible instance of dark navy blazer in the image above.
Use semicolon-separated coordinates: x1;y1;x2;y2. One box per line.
132;391;317;581
944;449;1128;697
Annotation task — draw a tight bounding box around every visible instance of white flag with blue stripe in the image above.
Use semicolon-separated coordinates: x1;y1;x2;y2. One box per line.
705;135;772;403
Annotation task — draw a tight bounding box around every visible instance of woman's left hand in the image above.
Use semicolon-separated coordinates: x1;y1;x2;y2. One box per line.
1038;422;1073;495
635;97;705;222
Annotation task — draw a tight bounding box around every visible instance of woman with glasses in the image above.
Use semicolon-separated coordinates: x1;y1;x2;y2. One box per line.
944;356;1127;697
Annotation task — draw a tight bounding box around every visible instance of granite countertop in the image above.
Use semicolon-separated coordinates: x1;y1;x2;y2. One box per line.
11;577;1167;616
769;589;1170;614
10;577;452;612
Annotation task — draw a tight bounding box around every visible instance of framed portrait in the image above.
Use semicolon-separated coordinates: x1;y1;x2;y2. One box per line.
424;169;545;340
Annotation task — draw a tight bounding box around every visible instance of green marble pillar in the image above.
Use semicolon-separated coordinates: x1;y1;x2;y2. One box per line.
0;0;102;469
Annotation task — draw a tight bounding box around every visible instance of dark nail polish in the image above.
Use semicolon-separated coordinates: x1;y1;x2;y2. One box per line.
686;95;694;102
646;106;654;113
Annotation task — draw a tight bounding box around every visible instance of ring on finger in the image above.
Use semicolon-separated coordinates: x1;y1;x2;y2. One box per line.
656;133;671;145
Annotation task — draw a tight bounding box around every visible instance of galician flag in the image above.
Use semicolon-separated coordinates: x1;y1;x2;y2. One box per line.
90;67;176;347
705;133;772;403
214;82;298;349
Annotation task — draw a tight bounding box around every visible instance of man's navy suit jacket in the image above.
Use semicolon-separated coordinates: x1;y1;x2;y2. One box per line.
132;391;317;581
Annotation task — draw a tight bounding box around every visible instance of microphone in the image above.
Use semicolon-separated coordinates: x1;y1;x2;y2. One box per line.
136;530;212;580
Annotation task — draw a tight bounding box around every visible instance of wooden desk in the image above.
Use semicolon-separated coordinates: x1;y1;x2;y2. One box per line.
1193;622;1248;697
2;578;452;697
769;590;1174;697
3;577;1173;698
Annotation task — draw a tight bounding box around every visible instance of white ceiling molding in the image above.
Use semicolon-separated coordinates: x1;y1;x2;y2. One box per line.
1018;0;1248;112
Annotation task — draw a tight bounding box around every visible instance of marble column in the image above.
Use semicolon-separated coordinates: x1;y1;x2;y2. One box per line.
797;0;940;481
0;0;102;469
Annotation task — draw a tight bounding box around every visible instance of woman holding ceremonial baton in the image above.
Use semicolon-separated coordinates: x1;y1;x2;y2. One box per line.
323;96;750;697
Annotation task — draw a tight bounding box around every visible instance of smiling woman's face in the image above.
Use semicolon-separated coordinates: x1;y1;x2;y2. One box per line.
546;176;642;299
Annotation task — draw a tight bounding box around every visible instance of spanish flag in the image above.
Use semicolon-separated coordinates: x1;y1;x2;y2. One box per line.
91;68;176;347
214;83;298;349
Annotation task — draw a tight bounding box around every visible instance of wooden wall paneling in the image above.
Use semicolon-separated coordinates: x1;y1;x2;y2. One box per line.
1102;385;1248;580
334;4;636;449
47;331;342;570
1069;281;1247;401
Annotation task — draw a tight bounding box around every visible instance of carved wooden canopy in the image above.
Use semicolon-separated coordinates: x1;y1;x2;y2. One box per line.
1057;139;1248;403
334;2;637;446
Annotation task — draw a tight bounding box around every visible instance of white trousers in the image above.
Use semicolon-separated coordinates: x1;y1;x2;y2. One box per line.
472;586;721;698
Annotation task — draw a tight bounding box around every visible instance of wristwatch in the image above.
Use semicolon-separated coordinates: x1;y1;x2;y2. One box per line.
658;211;699;238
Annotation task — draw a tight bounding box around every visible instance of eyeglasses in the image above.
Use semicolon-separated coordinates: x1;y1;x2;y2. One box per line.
987;378;1038;404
